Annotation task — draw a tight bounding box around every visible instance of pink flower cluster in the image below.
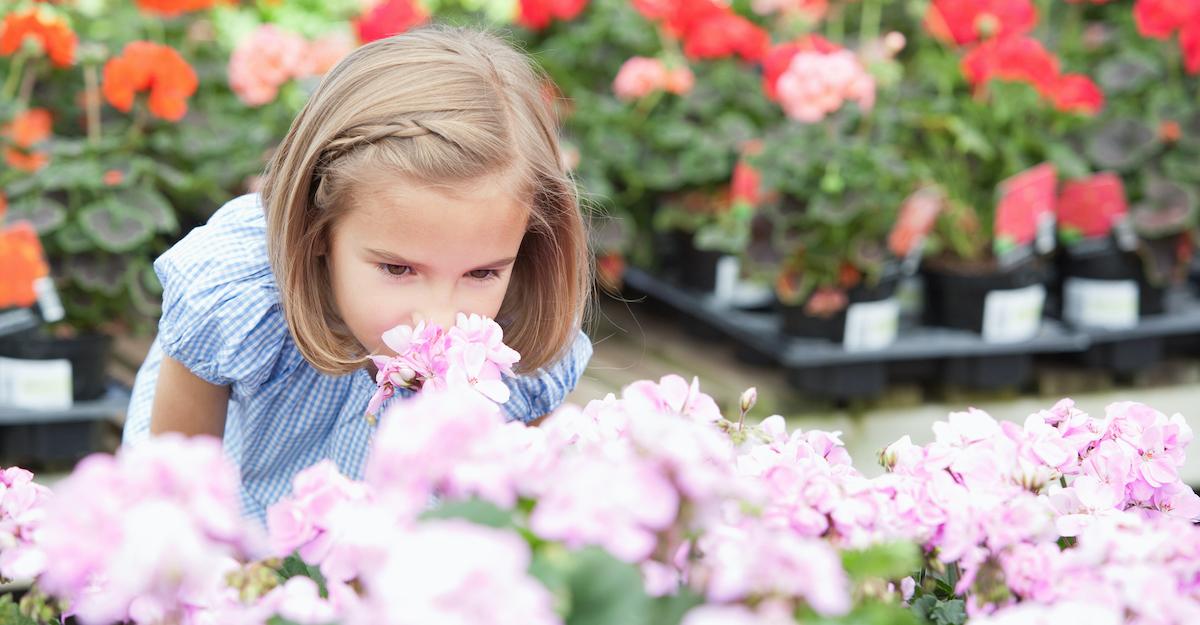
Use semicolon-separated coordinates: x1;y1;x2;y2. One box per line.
228;25;354;106
5;371;1200;625
366;313;520;417
0;466;51;582
774;49;876;122
29;435;259;625
613;56;695;101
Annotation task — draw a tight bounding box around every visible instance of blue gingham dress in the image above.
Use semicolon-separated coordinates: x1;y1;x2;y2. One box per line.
123;193;593;523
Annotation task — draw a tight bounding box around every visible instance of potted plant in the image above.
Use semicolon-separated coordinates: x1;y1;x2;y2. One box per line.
0;0;349;399
894;0;1111;342
752;118;913;345
1053;0;1200;326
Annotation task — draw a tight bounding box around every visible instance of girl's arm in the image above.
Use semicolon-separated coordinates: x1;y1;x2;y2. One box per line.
150;355;230;438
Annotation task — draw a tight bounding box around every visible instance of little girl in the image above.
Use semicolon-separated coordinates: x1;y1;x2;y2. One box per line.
123;25;594;522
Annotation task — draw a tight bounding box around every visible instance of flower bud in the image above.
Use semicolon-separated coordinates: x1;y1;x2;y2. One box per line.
739;387;758;415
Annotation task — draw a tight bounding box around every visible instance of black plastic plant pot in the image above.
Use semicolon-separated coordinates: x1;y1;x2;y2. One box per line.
779;274;902;342
1058;242;1165;317
0;330;112;401
922;259;1048;334
681;247;723;293
656;229;723;292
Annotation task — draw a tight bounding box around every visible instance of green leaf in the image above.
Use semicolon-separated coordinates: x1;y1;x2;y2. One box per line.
154;162;193;194
53;221;94;254
117;187;178;234
840;542;922;582
266;618;308;625
79;198;155;253
946;118;994;159
420;498;518;529
564;547;652;625
6;196;66;234
1096;55;1160;94
1044;143;1090;180
646;587;704;625
37;160;105;191
1086;118;1160;171
64;254;129;297
929;599;966;625
0;594;37;625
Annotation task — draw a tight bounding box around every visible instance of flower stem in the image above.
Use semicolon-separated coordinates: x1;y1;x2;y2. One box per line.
829;3;845;44
2;48;30;101
17;63;38;109
84;63;102;146
859;0;881;47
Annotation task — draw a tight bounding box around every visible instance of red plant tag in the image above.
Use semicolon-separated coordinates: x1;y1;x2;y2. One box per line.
1055;172;1127;243
0;221;51;309
994;162;1057;256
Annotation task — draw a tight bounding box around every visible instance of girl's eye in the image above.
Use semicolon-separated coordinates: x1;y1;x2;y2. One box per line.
379;264;412;277
468;269;498;281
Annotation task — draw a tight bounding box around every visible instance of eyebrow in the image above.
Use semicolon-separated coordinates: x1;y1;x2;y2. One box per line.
366;248;518;270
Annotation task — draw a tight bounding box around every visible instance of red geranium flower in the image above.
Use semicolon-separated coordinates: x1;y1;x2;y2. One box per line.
0;7;77;67
961;35;1060;93
924;0;1038;46
102;41;198;122
1132;0;1200;39
682;11;769;62
134;0;217;17
354;0;428;44
517;0;589;30
1181;23;1200;74
1048;73;1104;115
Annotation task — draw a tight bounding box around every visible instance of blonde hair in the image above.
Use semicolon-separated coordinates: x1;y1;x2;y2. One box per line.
260;24;591;376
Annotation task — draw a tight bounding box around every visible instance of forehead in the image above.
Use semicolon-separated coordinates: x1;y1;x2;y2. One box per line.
339;170;530;263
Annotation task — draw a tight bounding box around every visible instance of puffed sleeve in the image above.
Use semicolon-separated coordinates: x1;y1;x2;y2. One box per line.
500;330;593;423
153;194;290;396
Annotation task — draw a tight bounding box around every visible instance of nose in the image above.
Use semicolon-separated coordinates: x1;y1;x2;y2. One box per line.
411;308;457;331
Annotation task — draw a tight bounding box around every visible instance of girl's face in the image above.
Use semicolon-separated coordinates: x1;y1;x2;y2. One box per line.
326;172;529;357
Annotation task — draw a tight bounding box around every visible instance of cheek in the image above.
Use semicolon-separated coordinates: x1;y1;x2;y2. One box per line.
464;276;514;320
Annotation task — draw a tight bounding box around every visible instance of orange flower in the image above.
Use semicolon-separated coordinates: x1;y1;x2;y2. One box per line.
135;0;218;17
0;192;6;222
0;7;77;67
102;41;198;121
3;108;52;172
5;108;52;147
1160;119;1182;143
103;169;124;186
4;148;48;171
0;221;51;309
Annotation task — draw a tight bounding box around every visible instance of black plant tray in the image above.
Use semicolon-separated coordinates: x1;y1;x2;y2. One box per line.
0;383;130;468
623;267;1200;400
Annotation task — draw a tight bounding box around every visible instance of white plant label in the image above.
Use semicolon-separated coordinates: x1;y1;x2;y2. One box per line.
1063;278;1139;329
982;284;1046;344
843;298;900;352
0;356;72;411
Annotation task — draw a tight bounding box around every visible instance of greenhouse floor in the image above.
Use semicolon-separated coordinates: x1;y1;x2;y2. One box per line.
84;293;1200;487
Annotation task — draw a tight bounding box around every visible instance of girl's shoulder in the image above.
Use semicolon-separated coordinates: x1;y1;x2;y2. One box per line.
154;193;296;393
